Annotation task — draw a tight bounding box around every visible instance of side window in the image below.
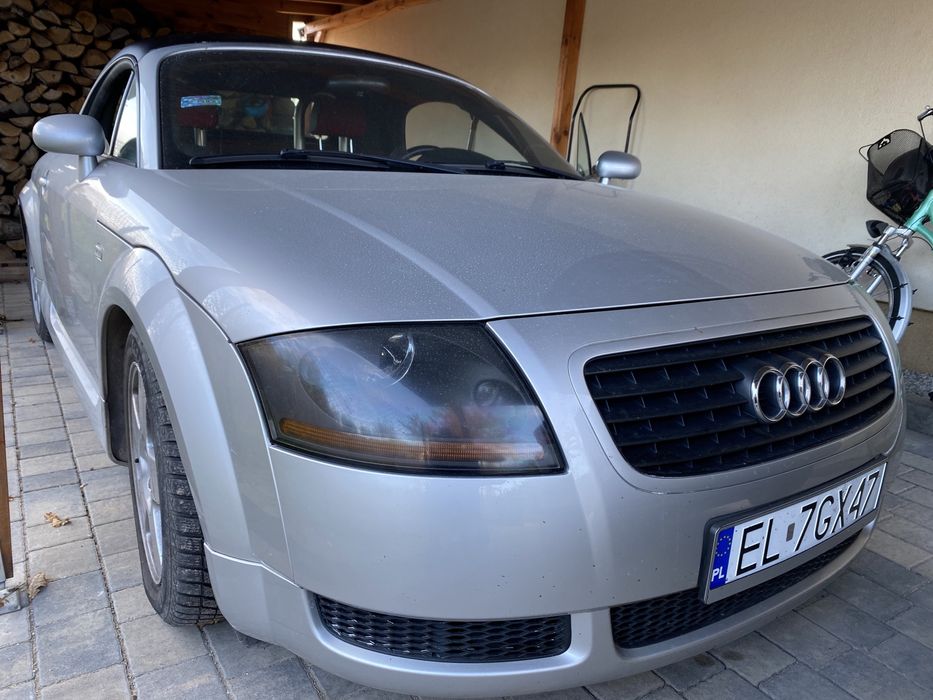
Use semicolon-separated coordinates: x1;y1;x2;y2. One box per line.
85;67;132;150
473;121;523;161
111;79;138;165
406;102;471;149
405;102;523;161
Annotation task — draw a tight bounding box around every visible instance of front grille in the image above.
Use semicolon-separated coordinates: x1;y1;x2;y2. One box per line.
611;532;859;648
316;596;571;662
584;317;895;476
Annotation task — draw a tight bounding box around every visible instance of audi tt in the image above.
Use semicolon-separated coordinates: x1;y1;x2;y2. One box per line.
19;37;905;696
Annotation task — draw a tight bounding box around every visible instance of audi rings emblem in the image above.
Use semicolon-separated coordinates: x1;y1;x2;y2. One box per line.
741;354;846;424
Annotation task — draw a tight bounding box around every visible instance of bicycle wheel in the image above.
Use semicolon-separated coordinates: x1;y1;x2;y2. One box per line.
824;246;911;341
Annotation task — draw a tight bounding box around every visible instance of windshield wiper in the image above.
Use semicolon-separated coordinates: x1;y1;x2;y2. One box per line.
477;160;581;180
280;149;464;173
189;149;461;174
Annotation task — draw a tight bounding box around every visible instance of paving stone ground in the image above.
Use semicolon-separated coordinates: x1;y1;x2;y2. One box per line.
0;278;932;699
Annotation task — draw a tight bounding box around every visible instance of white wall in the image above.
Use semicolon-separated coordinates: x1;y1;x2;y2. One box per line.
330;0;933;311
327;0;565;138
577;0;933;310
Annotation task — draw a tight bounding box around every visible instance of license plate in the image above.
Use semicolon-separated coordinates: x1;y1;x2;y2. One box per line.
704;463;885;601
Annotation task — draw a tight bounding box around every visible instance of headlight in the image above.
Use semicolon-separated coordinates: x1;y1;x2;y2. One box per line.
240;325;562;475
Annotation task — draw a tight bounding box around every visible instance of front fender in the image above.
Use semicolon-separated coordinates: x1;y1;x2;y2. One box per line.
19;179;43;288
18;155;50;278
98;247;291;574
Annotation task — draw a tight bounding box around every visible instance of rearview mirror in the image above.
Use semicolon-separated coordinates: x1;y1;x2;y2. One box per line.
32;114;105;179
595;150;641;184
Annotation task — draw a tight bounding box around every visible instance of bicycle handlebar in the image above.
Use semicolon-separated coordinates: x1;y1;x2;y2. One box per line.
918;105;933;122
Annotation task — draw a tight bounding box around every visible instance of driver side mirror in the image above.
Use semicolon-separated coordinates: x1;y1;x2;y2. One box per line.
32;114;105;180
595;150;641;184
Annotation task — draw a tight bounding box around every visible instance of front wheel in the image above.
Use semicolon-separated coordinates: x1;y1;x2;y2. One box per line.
27;261;52;342
824;246;912;341
22;215;51;343
124;328;221;625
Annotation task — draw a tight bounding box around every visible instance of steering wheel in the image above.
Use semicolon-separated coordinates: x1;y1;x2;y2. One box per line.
397;144;439;160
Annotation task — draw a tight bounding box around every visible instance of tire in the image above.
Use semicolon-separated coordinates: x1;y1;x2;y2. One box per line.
124;328;221;625
824;246;911;340
28;263;52;342
22;217;51;343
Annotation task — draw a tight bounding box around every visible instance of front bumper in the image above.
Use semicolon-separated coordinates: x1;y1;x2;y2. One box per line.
205;524;875;697
182;285;905;696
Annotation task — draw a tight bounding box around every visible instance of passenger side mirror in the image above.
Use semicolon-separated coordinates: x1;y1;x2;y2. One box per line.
595;150;641;184
32;114;105;180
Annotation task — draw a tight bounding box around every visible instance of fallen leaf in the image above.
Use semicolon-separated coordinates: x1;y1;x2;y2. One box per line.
27;572;49;599
44;511;70;528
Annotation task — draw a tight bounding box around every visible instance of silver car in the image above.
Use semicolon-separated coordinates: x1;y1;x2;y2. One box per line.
20;38;904;697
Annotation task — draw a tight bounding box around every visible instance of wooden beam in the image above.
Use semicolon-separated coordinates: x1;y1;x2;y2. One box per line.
275;1;342;16
0;373;11;583
303;0;434;35
141;0;288;35
549;0;586;155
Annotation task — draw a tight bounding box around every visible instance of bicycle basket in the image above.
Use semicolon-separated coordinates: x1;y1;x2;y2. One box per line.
865;128;933;224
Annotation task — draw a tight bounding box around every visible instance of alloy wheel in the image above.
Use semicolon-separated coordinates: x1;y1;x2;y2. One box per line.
128;361;163;584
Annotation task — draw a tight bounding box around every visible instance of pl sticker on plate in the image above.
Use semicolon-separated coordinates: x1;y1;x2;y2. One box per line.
705;463;885;601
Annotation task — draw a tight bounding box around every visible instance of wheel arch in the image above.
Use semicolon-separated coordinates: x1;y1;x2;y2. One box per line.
97;247;255;560
18;178;41;265
101;304;134;463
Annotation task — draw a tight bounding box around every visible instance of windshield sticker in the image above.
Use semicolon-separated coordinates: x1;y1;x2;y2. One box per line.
180;95;222;109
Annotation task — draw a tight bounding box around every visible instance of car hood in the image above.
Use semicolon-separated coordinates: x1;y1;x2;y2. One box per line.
118;169;845;341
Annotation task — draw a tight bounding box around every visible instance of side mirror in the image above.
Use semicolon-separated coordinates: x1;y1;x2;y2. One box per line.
595;150;641;184
32;114;105;180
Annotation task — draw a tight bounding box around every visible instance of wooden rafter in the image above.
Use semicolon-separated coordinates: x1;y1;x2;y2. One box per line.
303;0;434;36
275;1;343;17
549;0;586;154
290;0;369;5
140;0;289;35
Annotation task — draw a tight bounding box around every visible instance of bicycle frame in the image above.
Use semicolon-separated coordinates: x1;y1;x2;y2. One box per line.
848;189;933;293
904;189;933;249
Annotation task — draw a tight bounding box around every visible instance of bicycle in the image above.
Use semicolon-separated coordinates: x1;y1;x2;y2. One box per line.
824;107;933;342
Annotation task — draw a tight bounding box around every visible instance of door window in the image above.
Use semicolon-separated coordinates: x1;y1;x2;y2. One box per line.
111;79;138;164
83;65;133;151
406;101;472;150
406;102;525;161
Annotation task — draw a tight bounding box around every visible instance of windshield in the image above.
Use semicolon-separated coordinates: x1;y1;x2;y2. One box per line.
158;48;579;176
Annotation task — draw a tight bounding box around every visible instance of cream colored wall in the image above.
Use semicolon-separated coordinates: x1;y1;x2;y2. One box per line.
578;0;933;311
329;0;933;315
327;0;565;139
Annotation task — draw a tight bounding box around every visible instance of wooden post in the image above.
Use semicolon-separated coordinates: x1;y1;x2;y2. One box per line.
549;0;586;156
0;369;11;582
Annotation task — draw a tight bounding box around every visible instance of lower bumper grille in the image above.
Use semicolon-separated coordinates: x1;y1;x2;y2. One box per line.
316;596;571;662
611;532;859;648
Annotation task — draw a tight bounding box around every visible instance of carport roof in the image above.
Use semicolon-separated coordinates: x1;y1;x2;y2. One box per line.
135;1;382;38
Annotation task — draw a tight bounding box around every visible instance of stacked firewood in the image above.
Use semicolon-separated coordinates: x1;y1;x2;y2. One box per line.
0;0;172;247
